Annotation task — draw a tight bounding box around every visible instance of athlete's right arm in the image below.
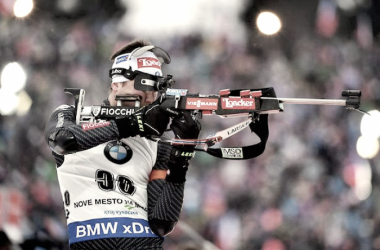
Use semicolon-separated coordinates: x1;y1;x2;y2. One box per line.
44;105;120;155
44;103;172;155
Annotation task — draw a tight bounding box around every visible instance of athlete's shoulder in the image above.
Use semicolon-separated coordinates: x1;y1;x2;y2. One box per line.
53;104;74;112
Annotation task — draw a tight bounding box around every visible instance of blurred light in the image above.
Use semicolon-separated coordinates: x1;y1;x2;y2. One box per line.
360;110;380;138
57;0;79;13
355;179;372;200
343;162;372;200
256;11;282;35
354;162;372;200
217;212;241;250
260;208;282;231
1;62;27;93
336;0;356;12
356;135;379;159
0;89;19;116
356;13;373;48
316;0;338;38
13;0;34;18
16;90;32;116
3;223;23;244
262;238;286;250
343;164;356;187
120;0;246;43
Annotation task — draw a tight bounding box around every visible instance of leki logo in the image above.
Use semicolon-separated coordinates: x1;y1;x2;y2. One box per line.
137;57;161;69
186;98;218;110
221;98;255;109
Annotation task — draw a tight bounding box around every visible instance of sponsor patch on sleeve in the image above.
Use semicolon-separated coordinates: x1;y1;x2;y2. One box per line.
82;121;111;131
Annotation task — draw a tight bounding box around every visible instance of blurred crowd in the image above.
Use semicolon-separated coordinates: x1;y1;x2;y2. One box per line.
0;0;380;250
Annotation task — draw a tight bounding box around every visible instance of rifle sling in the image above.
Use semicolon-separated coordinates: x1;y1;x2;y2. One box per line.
202;116;269;160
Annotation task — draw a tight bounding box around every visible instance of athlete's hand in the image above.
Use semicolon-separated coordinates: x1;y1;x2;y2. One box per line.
165;112;201;183
115;102;173;138
132;103;171;137
170;111;201;140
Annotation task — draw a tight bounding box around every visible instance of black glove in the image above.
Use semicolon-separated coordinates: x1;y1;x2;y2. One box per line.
166;111;201;183
115;103;172;138
170;111;201;140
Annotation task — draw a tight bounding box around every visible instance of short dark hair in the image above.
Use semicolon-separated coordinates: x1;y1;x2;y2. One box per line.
110;39;151;60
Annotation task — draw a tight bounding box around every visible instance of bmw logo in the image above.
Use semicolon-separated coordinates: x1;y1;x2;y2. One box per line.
104;140;133;164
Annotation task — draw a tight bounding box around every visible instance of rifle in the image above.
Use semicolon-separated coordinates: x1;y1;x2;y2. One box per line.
64;76;364;160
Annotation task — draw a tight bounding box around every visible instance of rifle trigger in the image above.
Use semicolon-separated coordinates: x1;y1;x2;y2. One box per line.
250;112;260;123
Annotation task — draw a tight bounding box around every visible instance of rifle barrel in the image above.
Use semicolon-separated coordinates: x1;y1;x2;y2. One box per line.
261;97;346;106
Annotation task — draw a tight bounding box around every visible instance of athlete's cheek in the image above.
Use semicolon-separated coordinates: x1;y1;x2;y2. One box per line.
145;92;157;104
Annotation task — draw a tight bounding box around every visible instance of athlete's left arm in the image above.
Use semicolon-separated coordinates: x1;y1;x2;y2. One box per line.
148;112;200;237
147;141;190;237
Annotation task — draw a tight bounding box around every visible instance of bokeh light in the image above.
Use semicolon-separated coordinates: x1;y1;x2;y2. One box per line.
121;0;246;42
354;162;372;200
0;89;19;115
13;0;34;18
360;110;380;138
1;62;27;93
357;110;380;159
343;162;372;200
16;90;33;116
256;11;282;35
356;135;379;159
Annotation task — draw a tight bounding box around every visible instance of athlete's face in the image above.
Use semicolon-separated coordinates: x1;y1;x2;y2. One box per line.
109;80;157;107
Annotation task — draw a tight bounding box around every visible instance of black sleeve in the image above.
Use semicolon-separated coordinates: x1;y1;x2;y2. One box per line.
44;105;120;155
147;141;187;237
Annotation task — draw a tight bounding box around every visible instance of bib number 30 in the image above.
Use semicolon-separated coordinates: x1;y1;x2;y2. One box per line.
95;170;136;196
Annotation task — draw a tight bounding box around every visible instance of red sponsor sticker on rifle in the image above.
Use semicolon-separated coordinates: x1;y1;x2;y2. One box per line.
221;98;256;110
186;98;218;110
